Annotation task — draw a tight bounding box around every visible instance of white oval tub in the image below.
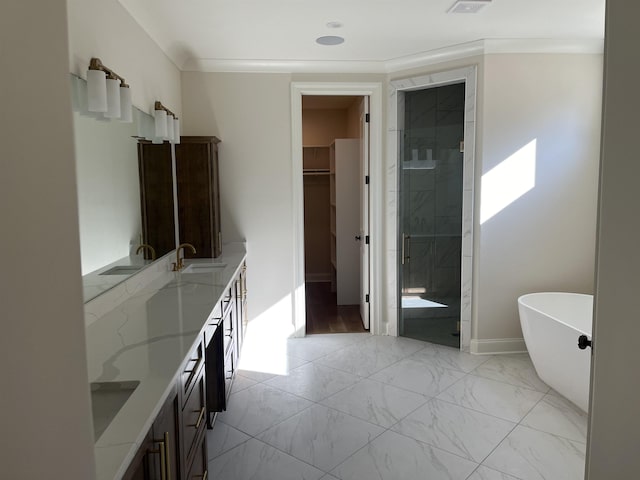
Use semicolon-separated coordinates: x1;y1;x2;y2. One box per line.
518;292;592;412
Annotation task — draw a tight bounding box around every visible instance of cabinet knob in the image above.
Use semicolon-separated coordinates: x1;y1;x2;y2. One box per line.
355;235;362;241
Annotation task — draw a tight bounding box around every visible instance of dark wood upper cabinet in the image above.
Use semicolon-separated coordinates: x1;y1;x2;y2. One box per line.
137;136;222;259
176;136;222;259
138;141;176;259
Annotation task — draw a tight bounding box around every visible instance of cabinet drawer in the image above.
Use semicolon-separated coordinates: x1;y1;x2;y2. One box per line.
224;345;235;401
222;304;235;355
186;427;208;480
182;371;206;470
221;285;234;317
181;339;204;407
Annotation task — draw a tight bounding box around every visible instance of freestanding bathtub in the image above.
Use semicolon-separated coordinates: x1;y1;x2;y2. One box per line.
518;292;592;412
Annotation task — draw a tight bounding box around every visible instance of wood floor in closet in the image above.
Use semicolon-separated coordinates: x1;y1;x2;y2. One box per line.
305;282;367;334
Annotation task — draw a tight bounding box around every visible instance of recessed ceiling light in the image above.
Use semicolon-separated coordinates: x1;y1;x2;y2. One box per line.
448;0;492;14
316;35;345;46
326;21;343;29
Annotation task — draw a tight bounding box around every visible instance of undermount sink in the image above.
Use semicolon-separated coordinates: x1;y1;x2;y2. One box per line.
182;263;227;273
99;265;143;276
90;381;140;441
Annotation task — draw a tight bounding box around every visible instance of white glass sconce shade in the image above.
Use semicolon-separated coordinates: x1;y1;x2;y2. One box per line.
174;118;181;144
166;115;175;142
104;77;121;118
119;86;132;123
87;69;107;112
154;109;167;138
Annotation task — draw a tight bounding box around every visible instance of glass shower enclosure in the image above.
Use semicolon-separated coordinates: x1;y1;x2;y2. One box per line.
399;82;465;348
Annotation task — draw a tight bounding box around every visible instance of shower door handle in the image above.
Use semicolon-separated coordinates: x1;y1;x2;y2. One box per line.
402;234;411;265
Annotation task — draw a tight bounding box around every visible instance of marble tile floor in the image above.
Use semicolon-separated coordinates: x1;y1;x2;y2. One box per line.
207;333;588;480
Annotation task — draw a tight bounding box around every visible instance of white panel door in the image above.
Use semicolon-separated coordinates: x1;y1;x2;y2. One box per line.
359;97;370;329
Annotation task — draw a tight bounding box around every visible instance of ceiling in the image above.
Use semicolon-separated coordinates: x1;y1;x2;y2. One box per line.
118;0;605;73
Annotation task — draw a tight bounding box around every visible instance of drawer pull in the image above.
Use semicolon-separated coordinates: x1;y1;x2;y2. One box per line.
190;406;206;430
149;435;168;480
194;471;207;480
183;357;201;374
163;432;171;480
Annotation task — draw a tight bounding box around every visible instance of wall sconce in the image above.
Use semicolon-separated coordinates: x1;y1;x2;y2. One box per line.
86;58;132;123
154;101;180;144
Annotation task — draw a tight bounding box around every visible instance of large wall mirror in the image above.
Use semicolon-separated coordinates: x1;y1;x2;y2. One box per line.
70;75;176;302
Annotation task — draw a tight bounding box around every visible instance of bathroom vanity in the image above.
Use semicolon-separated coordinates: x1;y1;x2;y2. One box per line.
85;244;247;480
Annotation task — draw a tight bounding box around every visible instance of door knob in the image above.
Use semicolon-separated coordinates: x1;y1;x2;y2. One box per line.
355;235;362;241
577;335;592;350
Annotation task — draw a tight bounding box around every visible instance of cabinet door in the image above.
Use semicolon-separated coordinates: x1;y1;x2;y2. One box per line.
181;369;207;475
121;428;154;480
185;428;208;480
175;137;222;258
151;391;179;480
121;390;179;480
137;142;176;259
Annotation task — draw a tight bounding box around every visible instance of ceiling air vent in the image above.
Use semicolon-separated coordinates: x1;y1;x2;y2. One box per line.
448;0;492;14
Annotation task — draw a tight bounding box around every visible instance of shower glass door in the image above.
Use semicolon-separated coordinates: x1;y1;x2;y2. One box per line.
399;82;465;348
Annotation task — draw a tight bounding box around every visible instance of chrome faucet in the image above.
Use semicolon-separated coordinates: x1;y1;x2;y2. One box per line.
135;243;156;261
173;243;197;271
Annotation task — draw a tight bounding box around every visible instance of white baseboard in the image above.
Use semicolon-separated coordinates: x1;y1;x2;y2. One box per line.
305;273;332;283
470;338;527;355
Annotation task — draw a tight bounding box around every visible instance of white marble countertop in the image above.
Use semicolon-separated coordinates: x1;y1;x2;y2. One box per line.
85;244;247;480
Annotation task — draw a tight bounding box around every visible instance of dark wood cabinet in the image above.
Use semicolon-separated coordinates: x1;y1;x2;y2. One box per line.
122;260;247;477
138;142;176;259
122;387;179;480
178;338;207;479
137;136;222;260
205;262;246;424
176;136;222;259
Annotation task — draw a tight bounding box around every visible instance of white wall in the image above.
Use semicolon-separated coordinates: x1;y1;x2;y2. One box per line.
181;72;297;334
67;0;182;116
1;1;95;478
476;54;602;343
586;1;640;476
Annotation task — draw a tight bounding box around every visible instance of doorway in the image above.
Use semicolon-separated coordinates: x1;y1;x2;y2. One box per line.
301;95;369;334
399;83;466;348
291;82;383;338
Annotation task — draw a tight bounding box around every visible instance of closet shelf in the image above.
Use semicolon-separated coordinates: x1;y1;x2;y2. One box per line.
303;168;330;176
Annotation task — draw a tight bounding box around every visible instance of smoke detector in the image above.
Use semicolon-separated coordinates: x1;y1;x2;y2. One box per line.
448;0;492;14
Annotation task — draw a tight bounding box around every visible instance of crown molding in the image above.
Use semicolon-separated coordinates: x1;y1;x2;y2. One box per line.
182;58;388;74
181;38;604;74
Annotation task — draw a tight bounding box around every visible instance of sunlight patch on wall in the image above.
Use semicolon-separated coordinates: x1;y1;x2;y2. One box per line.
237;293;295;376
480;139;537;224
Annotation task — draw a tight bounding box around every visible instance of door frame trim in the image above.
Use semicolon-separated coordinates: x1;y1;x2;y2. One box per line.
389;66;477;351
291;82;383;337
